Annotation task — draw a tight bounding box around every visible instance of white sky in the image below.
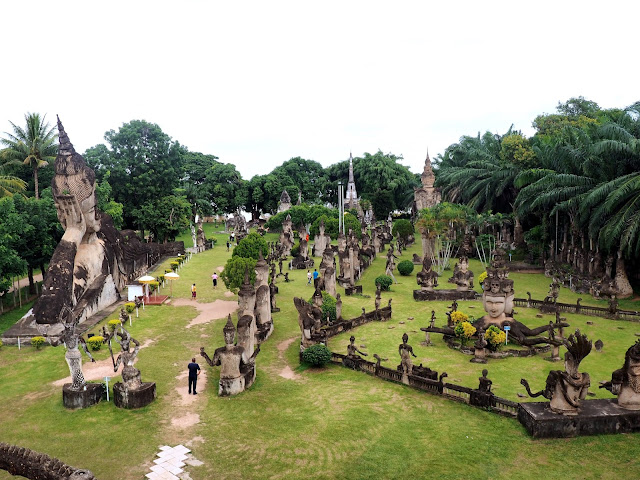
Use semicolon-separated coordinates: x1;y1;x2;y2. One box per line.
2;1;639;179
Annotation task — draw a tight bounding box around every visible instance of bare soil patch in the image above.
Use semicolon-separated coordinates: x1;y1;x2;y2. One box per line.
172;298;238;328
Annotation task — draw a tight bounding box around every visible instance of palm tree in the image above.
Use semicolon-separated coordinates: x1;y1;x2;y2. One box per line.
1;113;57;199
0;170;27;197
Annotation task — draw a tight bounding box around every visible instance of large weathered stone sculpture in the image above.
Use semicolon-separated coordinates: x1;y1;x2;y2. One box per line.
107;324;156;409
0;442;96;480
451;256;474;291
416;257;439;290
414;152;441;211
293;297;325;353
52;310;104;409
254;251;273;342
278;189;292;213
201;315;260;396
521;330;592;415
312;219;331;257
601;340;640;410
319;245;337;297
279;214;294;257
5;118;183;342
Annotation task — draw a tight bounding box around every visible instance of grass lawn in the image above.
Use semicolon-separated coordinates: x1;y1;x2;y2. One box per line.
0;227;639;480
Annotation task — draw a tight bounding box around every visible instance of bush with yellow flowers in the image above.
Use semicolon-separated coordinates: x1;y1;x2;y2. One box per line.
485;325;506;351
454;321;476;346
450;311;469;324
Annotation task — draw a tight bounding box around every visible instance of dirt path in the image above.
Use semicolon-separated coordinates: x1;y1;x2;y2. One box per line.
171;298;238;328
277;337;301;380
8;273;43;293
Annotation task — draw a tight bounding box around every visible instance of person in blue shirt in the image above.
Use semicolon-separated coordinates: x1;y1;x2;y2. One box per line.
312;269;319;287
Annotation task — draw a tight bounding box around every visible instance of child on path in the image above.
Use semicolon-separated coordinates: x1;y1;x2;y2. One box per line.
191;283;197;300
307;270;312;285
212;273;218;288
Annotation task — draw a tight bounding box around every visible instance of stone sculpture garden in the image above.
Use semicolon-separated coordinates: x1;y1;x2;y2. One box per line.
0;141;639;478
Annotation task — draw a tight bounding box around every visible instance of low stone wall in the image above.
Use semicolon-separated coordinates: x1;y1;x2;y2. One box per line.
323;305;392;338
513;297;640;322
413;289;478;302
329;352;518;418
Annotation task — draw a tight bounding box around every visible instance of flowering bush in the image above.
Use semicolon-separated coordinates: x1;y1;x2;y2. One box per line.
124;302;136;314
485;325;506;351
454;321;476;345
87;335;104;351
450;311;469;324
31;336;46;349
478;271;487;287
108;319;122;331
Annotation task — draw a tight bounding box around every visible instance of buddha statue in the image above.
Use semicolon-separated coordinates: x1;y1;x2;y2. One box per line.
601;340;640;410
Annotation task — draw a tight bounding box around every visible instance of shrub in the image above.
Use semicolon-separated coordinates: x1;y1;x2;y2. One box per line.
392;219;415;242
221;256;257;293
170;261;179;271
165;269;172;274
108;319;122;331
290;243;300;257
397;260;414;276
124;302;135;314
0;339;3;348
485;325;506;351
309;291;337;324
454;321;476;345
87;336;104;351
232;232;269;260
301;344;332;367
375;275;393;291
478;271;487;287
157;274;165;283
450;311;469;324
31;336;46;349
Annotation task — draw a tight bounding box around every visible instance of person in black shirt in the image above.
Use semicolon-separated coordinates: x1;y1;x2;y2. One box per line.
188;357;201;394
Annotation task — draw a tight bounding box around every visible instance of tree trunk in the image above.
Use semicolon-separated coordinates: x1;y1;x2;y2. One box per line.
513;215;525;247
27;266;35;295
40;263;46;282
33;164;39;200
614;251;633;298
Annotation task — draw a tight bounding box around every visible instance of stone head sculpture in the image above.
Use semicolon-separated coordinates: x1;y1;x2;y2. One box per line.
53;117;100;236
402;333;409;344
563;330;592;378
223;314;236;346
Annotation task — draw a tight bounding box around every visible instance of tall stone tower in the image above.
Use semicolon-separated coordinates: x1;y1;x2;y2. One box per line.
344;152;359;209
414;151;441;211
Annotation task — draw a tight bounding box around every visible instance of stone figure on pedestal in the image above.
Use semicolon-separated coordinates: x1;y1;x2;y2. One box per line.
201;315;260;396
398;333;417;382
521;330;592;415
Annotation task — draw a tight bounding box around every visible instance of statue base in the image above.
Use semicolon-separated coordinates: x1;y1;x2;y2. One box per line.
271;307;281;313
518;399;640;438
113;382;156;409
62;383;106;409
413;289;477;301
470;357;488;364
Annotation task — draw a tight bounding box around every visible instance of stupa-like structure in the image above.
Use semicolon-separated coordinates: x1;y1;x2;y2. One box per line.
414;151;441;211
344;152;359;210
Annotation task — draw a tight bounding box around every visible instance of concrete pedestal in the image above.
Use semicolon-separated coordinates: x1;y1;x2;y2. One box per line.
113;382;156;409
518;399;640;438
62;383;106;409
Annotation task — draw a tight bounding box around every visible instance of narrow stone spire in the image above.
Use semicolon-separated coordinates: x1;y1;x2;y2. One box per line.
56;115;75;156
345;152;358;208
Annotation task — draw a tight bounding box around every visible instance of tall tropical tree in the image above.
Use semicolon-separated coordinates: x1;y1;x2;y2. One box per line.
1;113;57;199
0;171;27;197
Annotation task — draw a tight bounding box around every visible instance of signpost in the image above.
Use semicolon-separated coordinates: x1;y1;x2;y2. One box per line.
504;325;511;345
104;376;111;401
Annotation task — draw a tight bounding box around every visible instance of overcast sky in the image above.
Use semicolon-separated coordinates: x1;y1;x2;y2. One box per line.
2;1;638;180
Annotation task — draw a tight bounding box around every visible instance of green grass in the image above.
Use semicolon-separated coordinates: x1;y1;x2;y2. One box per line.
0;227;639;479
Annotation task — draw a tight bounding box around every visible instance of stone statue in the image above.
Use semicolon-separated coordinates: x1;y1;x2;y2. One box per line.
201;315;260;396
521;330;592;415
293;297;325;352
196;218;206;252
51;310;95;391
0;442;96;480
347;335;368;360
18;118;183;338
471;327;488;364
416;257;439;290
478;369;492;393
385;249;398;284
398;333;417;378
191;224;197;249
600;340;640;410
111;325;142;390
335;293;342;320
119;307;128;325
452;256;474;291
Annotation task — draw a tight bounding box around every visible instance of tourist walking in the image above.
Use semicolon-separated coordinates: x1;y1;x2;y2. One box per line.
313;269;319;287
191;283;197;300
226;240;230;251
307;270;312;285
212;272;218;288
188;357;201;395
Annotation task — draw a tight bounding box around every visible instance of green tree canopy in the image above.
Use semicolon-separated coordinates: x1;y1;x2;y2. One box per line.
133;194;191;243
